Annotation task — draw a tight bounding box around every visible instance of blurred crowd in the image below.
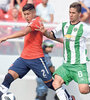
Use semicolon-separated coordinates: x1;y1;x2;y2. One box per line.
0;0;90;37
0;0;90;23
0;0;55;39
0;0;54;23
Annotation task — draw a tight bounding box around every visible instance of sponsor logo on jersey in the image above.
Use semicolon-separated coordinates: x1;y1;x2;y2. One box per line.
64;34;73;39
64;34;75;40
73;28;78;32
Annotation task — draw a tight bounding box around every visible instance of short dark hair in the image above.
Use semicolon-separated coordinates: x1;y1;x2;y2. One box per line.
70;2;81;13
22;3;35;11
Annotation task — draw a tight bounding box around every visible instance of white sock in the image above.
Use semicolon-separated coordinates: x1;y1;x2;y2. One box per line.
56;87;70;100
0;84;8;93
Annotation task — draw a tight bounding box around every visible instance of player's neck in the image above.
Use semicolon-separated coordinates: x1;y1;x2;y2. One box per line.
70;20;80;25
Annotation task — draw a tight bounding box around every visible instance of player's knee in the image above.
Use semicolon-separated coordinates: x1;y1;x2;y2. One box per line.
52;75;64;89
8;70;19;79
80;89;89;94
52;79;62;90
79;85;90;94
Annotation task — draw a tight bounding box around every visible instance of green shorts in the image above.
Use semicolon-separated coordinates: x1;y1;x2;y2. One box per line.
53;63;89;85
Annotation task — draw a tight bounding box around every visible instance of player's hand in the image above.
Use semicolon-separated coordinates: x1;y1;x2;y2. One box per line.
0;37;8;43
36;25;46;33
35;22;46;33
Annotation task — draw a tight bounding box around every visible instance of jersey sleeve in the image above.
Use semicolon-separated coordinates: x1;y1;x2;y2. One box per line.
83;24;90;38
52;23;63;38
28;18;41;31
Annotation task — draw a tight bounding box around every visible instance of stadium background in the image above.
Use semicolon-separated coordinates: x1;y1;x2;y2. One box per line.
0;0;90;100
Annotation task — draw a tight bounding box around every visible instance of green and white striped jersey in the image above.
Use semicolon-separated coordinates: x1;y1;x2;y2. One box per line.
52;22;90;64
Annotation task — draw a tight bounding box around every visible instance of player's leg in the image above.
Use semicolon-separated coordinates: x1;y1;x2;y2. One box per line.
32;57;54;89
53;64;74;100
31;58;73;100
0;57;30;98
27;57;53;89
78;84;90;94
0;70;19;98
26;57;50;100
77;64;90;94
0;70;17;98
72;63;90;94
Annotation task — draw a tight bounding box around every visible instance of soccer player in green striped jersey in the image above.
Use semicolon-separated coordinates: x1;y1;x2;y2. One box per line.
37;2;90;100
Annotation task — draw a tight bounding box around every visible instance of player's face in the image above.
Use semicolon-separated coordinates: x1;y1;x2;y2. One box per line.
45;47;53;53
23;10;35;23
69;7;81;24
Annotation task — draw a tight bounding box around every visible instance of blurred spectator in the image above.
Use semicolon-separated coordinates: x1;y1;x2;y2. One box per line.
27;0;33;3
36;0;54;23
79;0;90;22
10;0;33;11
10;0;28;10
0;0;11;21
0;0;11;12
9;0;33;20
4;7;25;35
19;0;33;11
33;0;42;7
20;0;33;11
4;7;25;22
0;9;5;21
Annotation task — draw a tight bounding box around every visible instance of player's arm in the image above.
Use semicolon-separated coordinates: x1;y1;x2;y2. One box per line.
36;24;63;43
43;30;63;43
0;26;31;43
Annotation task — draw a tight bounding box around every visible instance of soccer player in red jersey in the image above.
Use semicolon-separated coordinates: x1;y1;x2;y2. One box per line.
0;3;74;100
0;3;63;99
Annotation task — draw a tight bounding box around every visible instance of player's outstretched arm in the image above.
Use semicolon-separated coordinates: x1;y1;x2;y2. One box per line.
56;38;63;43
0;26;31;43
44;31;63;43
35;25;63;43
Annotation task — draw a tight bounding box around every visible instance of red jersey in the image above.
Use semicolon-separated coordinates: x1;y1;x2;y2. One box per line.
21;17;44;59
